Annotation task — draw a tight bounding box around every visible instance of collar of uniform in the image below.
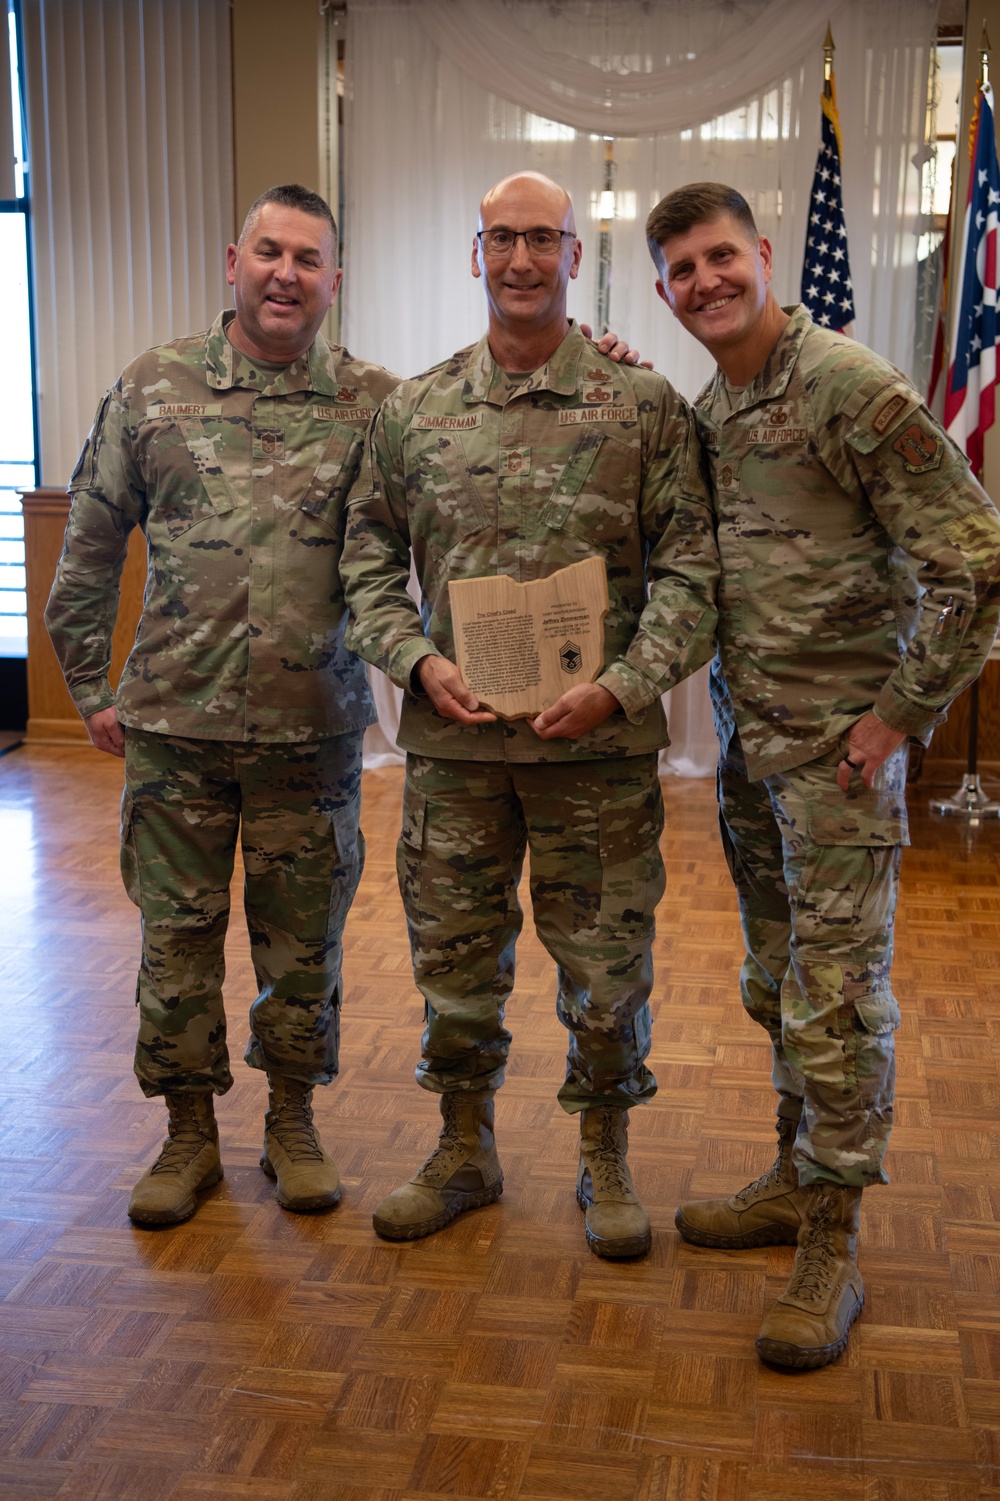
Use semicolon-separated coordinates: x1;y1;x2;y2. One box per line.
704;304;808;419
462;320;587;405
204;310;341;397
744;304;809;404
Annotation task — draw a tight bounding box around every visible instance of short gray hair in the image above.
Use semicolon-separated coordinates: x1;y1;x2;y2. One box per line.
239;184;338;259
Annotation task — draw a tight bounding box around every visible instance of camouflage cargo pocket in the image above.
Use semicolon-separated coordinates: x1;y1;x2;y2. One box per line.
852;990;901;1036
119;788;141;908
802;745;907;939
844;987;900;1106
597;785;665;939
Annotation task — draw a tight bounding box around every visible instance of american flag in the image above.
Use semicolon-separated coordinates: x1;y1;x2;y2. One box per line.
943;82;1000;477
801;73;855;335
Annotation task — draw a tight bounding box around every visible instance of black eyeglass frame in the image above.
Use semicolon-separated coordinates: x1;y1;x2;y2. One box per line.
475;228;577;257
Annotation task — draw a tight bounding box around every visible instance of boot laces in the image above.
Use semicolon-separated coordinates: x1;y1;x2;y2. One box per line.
151;1100;211;1176
270;1086;324;1162
589;1114;632;1197
421;1096;473;1179
733;1121;795;1206
733;1163;781;1206
785;1190;838;1304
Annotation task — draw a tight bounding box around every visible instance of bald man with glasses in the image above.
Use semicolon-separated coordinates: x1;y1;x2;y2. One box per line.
342;171;719;1257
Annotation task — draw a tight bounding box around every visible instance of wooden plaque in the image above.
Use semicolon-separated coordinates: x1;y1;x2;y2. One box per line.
449;556;609;719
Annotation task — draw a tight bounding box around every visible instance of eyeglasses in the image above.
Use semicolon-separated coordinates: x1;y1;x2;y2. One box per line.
476;228;575;258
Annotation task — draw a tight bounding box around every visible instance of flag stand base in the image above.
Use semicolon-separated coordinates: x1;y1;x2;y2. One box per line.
928;680;999;820
929;772;1000;818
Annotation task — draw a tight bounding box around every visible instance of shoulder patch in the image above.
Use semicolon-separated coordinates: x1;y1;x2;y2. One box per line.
892;422;943;474
844;379;922;456
871;392;909;435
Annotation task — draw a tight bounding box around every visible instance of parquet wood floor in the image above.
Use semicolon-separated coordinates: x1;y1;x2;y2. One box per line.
0;746;997;1501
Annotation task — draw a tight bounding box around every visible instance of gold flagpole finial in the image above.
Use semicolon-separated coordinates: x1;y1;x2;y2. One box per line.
980;22;991;89
823;22;835;92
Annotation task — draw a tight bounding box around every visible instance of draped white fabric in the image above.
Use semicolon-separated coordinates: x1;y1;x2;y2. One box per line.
22;0;233;487
343;0;936;778
414;0;830;136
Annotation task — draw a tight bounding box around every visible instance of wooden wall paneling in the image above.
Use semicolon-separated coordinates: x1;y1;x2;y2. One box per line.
20;489;147;744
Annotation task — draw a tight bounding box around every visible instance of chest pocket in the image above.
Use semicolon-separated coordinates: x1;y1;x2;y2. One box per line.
540;430;635;548
177;417;242;520
298;421;365;530
409;431;491;555
137;416;243;541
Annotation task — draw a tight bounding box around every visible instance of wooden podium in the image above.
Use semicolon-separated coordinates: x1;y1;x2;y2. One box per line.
20;488;147;745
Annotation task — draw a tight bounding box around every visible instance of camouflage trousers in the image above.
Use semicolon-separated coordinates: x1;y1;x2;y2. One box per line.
397;753;665;1113
718;730;908;1188
121;728;365;1097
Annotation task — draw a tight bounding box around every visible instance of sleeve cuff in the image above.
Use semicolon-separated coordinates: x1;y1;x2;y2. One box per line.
69;677;117;721
596;662;658;725
387;637;444;693
872;683;948;742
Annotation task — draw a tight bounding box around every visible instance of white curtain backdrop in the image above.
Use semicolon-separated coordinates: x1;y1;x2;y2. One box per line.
341;0;936;775
415;0;828;136
343;0;936;391
23;0;233;488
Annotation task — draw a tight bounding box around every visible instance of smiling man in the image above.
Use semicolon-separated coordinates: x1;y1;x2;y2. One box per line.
45;185;399;1226
341;171;719;1257
647;181;1000;1368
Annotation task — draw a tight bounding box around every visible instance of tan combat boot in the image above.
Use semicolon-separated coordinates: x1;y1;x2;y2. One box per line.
577;1107;651;1259
260;1076;341;1212
755;1182;864;1369
128;1092;222;1226
372;1090;503;1241
675;1109;809;1249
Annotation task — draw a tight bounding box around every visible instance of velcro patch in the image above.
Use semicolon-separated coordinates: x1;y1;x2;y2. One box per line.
500;446;530;475
558;406;638;425
411;413;484;430
872;392;909;435
146;403;223;418
746;427;807;444
892;422;942;474
313;405;377;421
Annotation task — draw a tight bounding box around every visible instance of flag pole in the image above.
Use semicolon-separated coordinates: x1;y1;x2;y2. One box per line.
800;24;856;334
930;22;1000;821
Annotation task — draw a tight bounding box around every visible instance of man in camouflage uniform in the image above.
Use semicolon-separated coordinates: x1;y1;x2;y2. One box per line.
341;171;719;1258
45;184;400;1225
647;181;1000;1366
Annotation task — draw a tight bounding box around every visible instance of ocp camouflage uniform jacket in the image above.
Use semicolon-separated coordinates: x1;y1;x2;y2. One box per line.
697;305;1000;780
341;322;719;762
45;310;399;743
